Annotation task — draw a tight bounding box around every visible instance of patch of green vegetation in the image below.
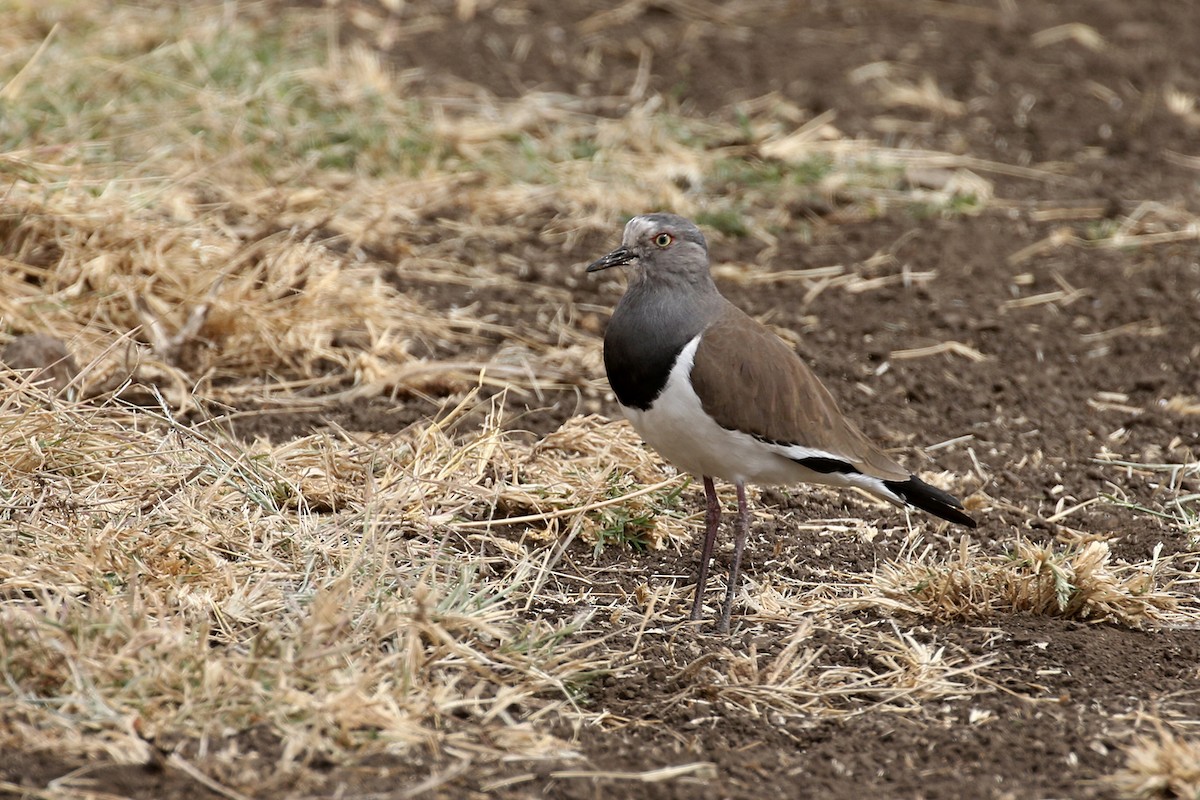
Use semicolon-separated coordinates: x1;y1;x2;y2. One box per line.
661;113;704;149
592;505;656;555
909;192;984;220
709;157;786;189
944;192;983;215
570;137;600;160
502;614;591;661
585;472;691;554
1084;219;1121;241
590;473;688;556
705;154;835;206
0;6;446;178
435;565;493;614
733;110;754;142
1103;492;1200;548
790;154;836;185
666;80;691;107
561;669;609;705
695;208;749;237
1095;457;1200;547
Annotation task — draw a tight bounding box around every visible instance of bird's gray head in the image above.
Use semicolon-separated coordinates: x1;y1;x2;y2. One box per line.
586;213;713;289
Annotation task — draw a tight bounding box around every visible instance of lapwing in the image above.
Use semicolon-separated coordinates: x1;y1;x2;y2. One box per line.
587;213;976;632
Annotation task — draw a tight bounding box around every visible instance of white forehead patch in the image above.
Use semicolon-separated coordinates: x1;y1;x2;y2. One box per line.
623;215;656;244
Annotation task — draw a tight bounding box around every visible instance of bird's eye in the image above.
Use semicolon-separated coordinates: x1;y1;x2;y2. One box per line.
654;233;674;248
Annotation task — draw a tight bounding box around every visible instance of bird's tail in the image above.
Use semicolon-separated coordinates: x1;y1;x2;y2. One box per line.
882;475;976;528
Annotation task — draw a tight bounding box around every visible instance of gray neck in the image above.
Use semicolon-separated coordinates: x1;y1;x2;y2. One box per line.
603;278;725;410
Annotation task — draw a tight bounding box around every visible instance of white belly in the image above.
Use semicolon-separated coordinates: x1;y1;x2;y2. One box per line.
620;336;882;491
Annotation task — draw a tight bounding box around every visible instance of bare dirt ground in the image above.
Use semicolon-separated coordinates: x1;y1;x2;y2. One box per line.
3;1;1199;798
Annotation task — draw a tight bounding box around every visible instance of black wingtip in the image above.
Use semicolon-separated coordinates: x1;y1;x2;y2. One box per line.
883;475;977;528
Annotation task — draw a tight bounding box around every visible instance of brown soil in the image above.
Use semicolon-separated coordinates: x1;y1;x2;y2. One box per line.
8;1;1199;798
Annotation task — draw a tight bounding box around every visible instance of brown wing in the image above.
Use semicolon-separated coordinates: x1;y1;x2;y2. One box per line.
689;304;909;481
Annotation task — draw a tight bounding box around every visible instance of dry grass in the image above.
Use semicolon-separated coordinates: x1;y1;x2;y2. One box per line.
700;620;988;717
2;1;1200;796
0;374;1005;783
0;1;1005;415
868;536;1186;627
1106;726;1200;799
1094;453;1200;549
0;385;612;771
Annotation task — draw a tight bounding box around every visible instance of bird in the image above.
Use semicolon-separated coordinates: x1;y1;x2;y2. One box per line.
587;213;976;633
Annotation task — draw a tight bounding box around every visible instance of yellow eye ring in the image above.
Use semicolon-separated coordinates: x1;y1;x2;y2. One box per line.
654;232;673;248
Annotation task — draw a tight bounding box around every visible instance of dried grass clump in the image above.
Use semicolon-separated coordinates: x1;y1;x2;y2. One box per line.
869;536;1180;626
0;192;456;399
1106;728;1200;799
387;402;692;551
640;610;988;724
0;384;615;773
497;414;691;550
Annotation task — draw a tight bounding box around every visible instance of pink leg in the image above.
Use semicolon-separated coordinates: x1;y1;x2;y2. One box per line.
689;476;721;621
717;482;749;634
